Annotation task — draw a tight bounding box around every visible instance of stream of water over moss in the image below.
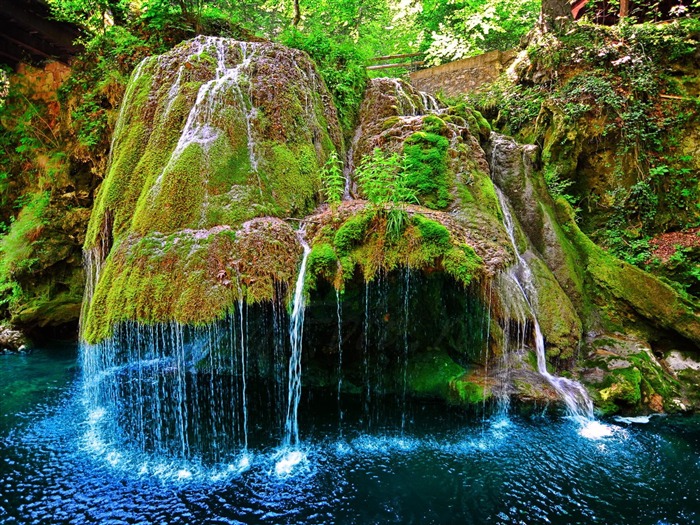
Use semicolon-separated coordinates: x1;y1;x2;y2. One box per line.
2;344;700;524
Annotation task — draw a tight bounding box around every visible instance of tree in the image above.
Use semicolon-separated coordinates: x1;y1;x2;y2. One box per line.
422;0;540;65
540;0;572;32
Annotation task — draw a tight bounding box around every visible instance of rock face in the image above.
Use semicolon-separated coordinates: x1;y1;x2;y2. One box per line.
0;326;30;353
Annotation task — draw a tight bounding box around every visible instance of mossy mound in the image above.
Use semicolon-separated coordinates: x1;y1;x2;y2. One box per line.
304;201;488;291
86;36;342;250
81;37;343;342
82;219;301;343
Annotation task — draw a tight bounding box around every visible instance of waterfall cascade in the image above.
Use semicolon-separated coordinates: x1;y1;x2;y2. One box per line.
489;137;594;421
283;231;311;448
77;38;624;477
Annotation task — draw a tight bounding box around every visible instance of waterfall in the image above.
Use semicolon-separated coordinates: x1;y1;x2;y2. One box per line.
283;231;311;447
401;268;410;431
237;298;249;450
336;289;344;425
493;185;594;420
150;37;263;206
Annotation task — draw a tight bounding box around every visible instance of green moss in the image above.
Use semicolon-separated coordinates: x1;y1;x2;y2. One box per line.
449;376;490;405
334;209;375;254
412;214;451;249
315;206;484;288
306;243;338;291
443;244;483;286
262;142;321;217
402;129;450;209
208;134;251;193
447;103;491;140
406;350;466;398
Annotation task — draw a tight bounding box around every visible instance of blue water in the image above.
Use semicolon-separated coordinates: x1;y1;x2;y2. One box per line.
2;345;700;524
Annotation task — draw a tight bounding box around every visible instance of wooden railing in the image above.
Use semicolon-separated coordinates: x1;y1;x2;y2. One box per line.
366;52;424;72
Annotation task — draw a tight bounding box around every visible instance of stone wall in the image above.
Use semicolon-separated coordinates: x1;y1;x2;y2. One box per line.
409;50;516;98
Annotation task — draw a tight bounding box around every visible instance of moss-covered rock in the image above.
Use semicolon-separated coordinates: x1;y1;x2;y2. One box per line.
82;37;342;342
405;348;465;400
580;334;686;415
304;201;486;289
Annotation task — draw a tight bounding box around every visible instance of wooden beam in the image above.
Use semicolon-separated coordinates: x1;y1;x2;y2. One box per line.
660;94;695;101
0;38;29;65
0;0;82;53
371;52;423;63
571;0;589;19
0;24;59;60
620;0;630;18
367;61;425;71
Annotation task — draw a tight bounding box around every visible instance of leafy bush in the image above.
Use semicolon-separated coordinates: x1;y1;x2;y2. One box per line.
421;0;540;65
356;148;418;206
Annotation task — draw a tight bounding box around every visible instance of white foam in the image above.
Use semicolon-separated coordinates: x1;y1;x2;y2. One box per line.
578;420;616;440
274;450;306;477
177;469;192;480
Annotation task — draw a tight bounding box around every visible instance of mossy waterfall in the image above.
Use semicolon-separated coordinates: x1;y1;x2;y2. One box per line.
78;36;699;473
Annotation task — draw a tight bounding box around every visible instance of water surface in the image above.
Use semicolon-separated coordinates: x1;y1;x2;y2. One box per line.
1;345;699;524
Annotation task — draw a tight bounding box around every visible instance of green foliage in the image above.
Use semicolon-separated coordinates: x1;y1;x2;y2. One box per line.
281;30;368;135
647;245;700;299
543;165;578;211
386;207;409;242
0;192;50;312
320;151;345;206
0;69;9;108
356;148;418;206
421;0;540;65
478;19;700;297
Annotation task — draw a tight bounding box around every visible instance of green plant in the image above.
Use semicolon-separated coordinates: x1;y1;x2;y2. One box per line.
356;148;418;206
320;151;345;206
544;166;578;210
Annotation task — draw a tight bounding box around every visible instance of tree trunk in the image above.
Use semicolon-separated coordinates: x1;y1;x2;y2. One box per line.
292;0;301;27
620;0;630;19
540;0;573;32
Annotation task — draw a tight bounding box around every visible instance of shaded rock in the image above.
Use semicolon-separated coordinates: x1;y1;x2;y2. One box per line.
0;326;30;354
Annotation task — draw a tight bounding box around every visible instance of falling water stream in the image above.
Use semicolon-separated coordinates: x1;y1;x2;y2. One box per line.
276;230;312;475
489;138;596;425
